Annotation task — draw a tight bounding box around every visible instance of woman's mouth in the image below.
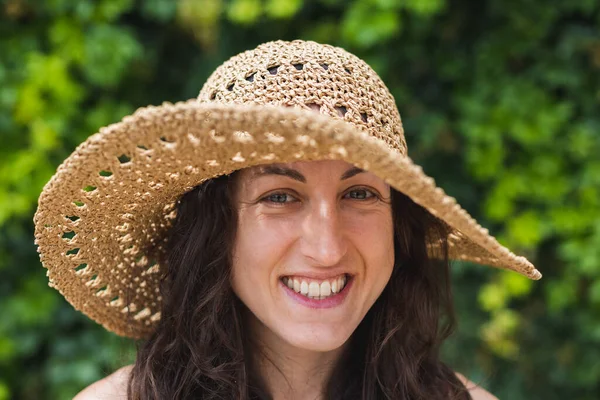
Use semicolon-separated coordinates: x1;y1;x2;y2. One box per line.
280;274;349;300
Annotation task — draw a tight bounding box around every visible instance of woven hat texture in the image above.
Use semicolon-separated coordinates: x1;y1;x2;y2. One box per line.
34;40;542;339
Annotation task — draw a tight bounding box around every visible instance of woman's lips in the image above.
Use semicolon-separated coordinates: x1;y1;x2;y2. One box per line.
281;274;348;298
280;275;353;309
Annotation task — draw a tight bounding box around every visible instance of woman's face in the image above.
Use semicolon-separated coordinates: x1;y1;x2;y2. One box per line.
231;160;394;352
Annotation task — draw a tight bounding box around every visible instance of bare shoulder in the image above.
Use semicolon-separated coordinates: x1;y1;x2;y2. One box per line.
455;372;499;400
73;365;133;400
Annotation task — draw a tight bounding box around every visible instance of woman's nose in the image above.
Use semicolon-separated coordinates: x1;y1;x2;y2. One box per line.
300;200;348;266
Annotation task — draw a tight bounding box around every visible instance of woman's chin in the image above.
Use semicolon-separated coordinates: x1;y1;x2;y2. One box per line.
277;324;355;352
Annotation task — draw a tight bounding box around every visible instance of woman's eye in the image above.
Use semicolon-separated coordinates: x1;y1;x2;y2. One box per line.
344;188;377;200
260;188;378;206
261;192;296;205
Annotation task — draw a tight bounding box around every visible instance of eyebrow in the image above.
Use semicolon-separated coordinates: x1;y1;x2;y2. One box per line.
251;165;365;183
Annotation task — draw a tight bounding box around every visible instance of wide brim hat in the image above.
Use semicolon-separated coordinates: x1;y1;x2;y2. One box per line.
34;40;542;339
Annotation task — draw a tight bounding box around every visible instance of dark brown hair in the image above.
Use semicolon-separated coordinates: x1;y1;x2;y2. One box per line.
127;171;472;399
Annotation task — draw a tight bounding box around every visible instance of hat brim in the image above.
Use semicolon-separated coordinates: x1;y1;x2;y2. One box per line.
34;100;541;338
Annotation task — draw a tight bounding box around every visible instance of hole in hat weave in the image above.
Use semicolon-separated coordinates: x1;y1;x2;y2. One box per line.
87;274;98;286
66;248;80;255
96;285;109;297
305;102;320;112
110;296;122;307
117;154;131;163
335;106;347;117
268;66;279;75
74;263;87;272
62;231;76;240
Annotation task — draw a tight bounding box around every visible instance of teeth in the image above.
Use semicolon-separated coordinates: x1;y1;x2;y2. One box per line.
282;275;348;300
300;281;309;295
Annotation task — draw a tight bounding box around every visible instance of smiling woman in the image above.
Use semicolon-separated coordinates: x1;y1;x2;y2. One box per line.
74;160;495;399
36;40;537;400
231;161;396;397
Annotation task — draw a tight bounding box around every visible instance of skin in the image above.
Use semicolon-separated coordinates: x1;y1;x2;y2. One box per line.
231;160;395;399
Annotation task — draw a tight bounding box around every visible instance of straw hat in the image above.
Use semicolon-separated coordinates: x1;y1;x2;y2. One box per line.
33;40;542;339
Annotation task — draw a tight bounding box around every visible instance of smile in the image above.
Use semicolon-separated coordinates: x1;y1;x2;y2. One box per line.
281;274;348;300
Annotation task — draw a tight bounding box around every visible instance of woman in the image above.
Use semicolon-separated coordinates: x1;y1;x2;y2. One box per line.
35;40;541;399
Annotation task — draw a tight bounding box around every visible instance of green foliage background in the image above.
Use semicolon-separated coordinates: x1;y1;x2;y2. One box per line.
1;0;599;398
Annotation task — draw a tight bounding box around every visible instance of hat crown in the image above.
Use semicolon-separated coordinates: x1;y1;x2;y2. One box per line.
198;40;407;155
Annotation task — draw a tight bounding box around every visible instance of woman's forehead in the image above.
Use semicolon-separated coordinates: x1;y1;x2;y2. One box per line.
241;160;376;181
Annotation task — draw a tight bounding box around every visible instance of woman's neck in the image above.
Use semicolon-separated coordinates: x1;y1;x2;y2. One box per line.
247;315;346;400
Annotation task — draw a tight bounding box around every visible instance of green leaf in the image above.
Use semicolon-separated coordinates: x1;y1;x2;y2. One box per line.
500;270;534;298
13;83;44;124
96;0;135;22
589;279;600;306
568;121;600;159
478;282;507;312
0;381;9;400
403;0;445;15
0;337;16;362
74;0;95;21
265;0;303;19
30;119;59;151
227;0;262;25
506;210;543;248
465;137;506;181
141;0;178;21
83;25;142;86
49;18;85;64
545;278;578;312
484;172;528;221
549;207;593;235
480;309;521;359
341;1;401;48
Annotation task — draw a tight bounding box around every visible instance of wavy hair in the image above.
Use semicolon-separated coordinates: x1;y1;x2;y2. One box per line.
127;171;472;399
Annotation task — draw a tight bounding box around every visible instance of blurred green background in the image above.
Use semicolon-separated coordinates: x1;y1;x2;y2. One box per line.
1;0;599;398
